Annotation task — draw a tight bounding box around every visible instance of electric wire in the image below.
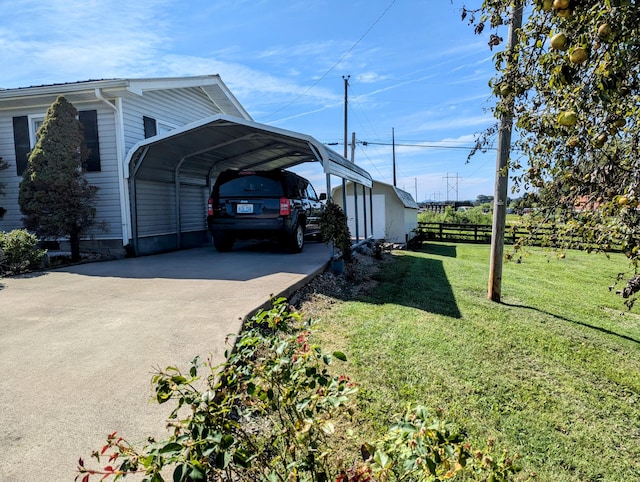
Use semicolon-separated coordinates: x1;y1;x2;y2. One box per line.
263;0;399;120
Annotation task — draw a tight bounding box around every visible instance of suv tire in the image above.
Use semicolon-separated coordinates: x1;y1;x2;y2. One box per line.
213;231;234;252
288;223;305;253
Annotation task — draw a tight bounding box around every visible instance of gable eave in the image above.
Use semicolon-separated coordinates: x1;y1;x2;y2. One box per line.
0;76;249;115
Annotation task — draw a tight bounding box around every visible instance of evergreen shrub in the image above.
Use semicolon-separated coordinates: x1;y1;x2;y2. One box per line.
0;229;46;275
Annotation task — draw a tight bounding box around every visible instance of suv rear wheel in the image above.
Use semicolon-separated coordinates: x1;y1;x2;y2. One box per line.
213;231;234;252
288;223;305;253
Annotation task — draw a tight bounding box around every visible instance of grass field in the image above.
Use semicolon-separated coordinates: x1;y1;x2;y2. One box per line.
312;242;640;481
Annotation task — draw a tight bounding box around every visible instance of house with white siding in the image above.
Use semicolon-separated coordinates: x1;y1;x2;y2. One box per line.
0;76;251;255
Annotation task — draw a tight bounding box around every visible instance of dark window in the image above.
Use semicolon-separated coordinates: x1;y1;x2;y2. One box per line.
219;175;283;197
143;116;157;138
12;116;30;176
79;110;101;172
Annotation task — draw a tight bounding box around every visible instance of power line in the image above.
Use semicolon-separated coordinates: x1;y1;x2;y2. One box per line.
263;0;398;120
327;140;498;151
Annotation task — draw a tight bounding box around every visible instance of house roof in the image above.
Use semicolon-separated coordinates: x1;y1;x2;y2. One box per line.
0;75;251;119
126;114;373;187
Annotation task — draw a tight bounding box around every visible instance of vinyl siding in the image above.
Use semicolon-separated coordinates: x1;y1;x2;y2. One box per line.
0;103;122;240
121;87;221;152
1;84;230;249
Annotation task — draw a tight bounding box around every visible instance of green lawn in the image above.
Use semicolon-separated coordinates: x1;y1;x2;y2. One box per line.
312;242;640;481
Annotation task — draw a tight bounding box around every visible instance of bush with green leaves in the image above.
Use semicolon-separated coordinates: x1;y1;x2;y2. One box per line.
0;229;46;275
418;206;492;225
77;299;520;482
319;201;353;262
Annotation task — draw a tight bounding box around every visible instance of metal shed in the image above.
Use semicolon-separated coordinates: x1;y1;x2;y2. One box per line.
124;114;373;255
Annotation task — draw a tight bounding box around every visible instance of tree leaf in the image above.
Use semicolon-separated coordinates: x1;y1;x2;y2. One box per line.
333;351;347;361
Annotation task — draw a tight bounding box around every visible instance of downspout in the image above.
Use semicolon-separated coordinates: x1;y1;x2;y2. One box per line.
94;88;132;247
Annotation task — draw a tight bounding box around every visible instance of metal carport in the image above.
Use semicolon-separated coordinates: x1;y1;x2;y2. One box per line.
124;114;373;255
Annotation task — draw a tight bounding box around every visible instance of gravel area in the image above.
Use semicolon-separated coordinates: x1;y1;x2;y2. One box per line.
290;242;398;318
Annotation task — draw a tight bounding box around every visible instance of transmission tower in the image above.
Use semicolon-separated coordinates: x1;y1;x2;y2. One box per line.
443;173;462;202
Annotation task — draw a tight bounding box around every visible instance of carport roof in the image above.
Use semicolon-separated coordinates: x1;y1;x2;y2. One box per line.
125;114;372;187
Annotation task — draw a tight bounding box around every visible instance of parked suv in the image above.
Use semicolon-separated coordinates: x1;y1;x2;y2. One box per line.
207;169;325;253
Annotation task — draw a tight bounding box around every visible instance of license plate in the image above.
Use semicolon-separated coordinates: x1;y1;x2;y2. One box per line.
237;203;253;214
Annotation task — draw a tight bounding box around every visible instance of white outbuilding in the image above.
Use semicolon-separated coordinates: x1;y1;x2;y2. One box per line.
332;180;418;244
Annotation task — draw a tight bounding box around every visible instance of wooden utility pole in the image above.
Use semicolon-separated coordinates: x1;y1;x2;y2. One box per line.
342;75;350;210
392;127;397;186
488;2;523;302
343;75;350;158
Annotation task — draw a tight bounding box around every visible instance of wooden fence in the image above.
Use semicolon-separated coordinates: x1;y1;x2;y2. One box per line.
414;222;623;251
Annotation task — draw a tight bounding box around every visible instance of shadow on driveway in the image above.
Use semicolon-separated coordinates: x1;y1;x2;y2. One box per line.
47;241;330;281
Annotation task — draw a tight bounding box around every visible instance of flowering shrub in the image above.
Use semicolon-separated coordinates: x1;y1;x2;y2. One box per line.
77;299;521;481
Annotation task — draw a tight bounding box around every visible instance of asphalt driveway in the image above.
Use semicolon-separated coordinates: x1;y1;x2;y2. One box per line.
0;241;329;481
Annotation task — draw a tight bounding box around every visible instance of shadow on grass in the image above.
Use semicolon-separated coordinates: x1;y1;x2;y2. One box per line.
420;243;457;258
365;251;462;318
501;301;640;345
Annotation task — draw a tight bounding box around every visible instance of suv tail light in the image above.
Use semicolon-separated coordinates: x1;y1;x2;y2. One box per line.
279;197;291;216
207;198;214;216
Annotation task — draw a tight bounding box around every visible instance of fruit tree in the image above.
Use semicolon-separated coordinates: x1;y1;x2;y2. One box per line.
465;0;640;305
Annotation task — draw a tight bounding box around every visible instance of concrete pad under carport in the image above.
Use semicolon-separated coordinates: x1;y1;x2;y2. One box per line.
0;241;329;481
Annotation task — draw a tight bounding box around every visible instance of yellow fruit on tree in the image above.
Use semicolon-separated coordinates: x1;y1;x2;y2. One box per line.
550;33;568;50
598;23;611;38
558;110;578;126
570;47;588;64
553;0;570;9
557;8;571;18
595;132;608;147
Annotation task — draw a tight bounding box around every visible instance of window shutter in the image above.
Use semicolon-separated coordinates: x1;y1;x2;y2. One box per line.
143;116;157;138
12;116;30;176
79;110;101;172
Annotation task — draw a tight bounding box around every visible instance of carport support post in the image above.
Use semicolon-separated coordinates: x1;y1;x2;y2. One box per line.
354;182;359;241
342;179;348;220
175;179;182;249
363;185;368;239
370;187;374;236
129;145;150;256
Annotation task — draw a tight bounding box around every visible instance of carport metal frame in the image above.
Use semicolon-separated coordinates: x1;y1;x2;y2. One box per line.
124;115;374;255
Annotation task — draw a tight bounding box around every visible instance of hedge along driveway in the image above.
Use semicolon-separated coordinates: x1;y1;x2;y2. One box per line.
0;242;329;482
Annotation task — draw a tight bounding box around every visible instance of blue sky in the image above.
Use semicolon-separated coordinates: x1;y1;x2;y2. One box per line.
1;0;504;202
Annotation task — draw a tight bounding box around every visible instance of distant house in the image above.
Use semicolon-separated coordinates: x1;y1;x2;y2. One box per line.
0;76;251;254
332;180;418;244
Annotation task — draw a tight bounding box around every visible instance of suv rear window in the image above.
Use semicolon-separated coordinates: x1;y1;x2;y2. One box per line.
218;174;284;197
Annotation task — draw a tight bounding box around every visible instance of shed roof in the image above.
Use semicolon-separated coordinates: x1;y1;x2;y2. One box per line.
125;114;373;187
390;185;419;209
334;180;418;208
